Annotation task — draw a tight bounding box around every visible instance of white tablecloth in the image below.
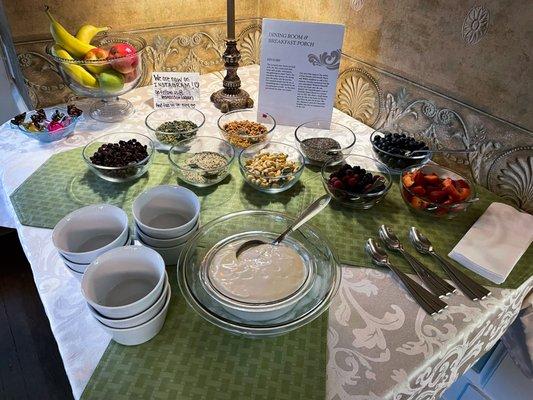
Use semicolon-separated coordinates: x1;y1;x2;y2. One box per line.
0;65;531;400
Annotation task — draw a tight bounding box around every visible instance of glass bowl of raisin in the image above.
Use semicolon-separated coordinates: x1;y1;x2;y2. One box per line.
83;132;154;182
10;105;83;143
321;154;392;209
370;130;431;174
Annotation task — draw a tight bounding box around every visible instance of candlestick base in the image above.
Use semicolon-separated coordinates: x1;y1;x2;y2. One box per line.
211;88;254;113
211;39;254;113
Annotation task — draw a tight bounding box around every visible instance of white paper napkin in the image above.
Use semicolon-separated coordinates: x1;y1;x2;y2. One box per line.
449;202;533;284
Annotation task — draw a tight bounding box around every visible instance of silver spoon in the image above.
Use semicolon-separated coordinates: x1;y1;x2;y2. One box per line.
365;238;447;315
404;148;476;157
379;225;456;297
235;194;331;258
408;227;491;301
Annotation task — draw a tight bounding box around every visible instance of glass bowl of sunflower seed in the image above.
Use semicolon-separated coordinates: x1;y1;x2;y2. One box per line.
168;136;235;187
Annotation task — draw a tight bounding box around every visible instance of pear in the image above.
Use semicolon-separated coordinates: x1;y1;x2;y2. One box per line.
97;70;124;92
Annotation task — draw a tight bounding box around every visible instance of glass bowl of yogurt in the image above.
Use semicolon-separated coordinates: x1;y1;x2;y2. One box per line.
177;210;341;338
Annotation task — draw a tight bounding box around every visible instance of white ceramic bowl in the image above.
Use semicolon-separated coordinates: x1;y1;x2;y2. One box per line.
65;264;84;282
135;220;199;247
52;204;129;264
94;284;171;346
88;276;169;329
81;245;166;319
136;237;187;266
59;229;133;273
132;185;200;239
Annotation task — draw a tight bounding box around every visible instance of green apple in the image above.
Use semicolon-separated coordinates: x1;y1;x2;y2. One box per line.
97;70;124;92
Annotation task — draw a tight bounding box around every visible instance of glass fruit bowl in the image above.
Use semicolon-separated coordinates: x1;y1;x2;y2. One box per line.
238;141;305;194
168;136;235;187
295;120;357;165
321;154;392;209
177;210;341;338
217;109;276;149
370;130;432;174
46;34;146;123
400;164;479;219
145;108;206;150
82;132;154;182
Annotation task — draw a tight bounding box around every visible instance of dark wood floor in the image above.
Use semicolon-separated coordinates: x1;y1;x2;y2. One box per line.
0;228;73;400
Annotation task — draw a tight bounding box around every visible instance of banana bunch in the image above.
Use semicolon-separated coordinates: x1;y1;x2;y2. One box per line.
45;6;125;92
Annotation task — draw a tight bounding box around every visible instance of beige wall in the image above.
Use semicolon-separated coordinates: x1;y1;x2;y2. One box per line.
6;0;259;42
259;0;532;131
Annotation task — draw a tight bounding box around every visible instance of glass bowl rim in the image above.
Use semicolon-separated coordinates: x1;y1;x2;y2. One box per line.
45;34;147;65
321;153;393;198
144;108;206;136
217;109;277;137
400;163;478;209
294;120;357;151
167;135;235;173
82;131;155;171
370;130;431;161
177;209;342;333
238;140;305;179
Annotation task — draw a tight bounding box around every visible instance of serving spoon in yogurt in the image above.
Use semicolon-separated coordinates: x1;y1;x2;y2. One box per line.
235;194;331;258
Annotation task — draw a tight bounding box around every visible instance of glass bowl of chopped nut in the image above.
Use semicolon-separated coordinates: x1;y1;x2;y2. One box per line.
168;136;235;187
217;109;276;149
238;141;305;194
295;120;357;165
82;132;155;182
145;108;206;150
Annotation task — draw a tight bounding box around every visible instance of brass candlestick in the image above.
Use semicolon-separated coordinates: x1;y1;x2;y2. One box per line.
210;39;254;113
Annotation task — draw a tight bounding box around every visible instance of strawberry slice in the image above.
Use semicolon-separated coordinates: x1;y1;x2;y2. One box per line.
402;173;415;188
410;196;428;209
413;170;425;185
458;187;471;201
424;173;440;185
455;179;470;189
444;183;461;201
428;190;448;202
412;186;426;196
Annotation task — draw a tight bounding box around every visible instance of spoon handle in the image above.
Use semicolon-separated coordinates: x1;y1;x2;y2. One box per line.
273;194;331;244
431;252;491;301
402;251;456;297
385;262;448;315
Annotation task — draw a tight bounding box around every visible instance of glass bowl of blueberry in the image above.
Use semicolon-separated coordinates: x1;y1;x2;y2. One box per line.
370;130;431;173
82;132;155;182
10;105;83;143
321;154;392;209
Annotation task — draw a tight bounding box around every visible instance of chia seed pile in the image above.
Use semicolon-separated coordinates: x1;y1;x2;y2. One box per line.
180;151;229;185
300;137;342;163
156;120;198;146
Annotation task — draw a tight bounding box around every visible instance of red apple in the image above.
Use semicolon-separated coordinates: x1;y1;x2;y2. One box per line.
107;43;138;74
122;70;139;83
84;47;109;73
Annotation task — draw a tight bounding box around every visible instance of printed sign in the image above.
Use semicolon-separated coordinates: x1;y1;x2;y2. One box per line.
152;72;200;108
257;19;345;127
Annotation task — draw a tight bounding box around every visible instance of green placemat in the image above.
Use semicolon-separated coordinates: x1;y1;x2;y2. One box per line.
81;267;328;400
10;147;532;289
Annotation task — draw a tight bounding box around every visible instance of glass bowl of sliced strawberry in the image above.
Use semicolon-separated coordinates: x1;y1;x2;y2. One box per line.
321;154;393;209
400;164;479;219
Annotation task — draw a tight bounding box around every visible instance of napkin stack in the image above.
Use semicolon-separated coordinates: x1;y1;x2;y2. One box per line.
449;202;533;284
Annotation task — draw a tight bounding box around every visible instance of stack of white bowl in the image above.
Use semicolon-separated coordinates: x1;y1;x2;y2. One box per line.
52;205;132;281
132;185;201;265
82;245;170;346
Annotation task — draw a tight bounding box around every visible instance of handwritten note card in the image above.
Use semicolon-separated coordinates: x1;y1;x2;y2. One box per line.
152;72;200;108
257;19;345;127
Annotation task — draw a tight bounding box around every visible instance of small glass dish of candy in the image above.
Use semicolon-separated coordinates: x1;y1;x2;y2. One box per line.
10;104;83;143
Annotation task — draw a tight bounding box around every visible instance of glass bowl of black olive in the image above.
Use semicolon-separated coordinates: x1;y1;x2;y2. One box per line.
83;132;155;182
321;154;392;209
370;130;431;174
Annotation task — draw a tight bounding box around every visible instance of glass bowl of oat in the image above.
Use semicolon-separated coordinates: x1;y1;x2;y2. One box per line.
217;109;276;149
294;120;356;165
238;141;305;194
145;108;206;149
168;136;235;187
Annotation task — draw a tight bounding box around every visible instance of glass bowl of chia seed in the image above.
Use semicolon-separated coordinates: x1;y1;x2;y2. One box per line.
145;108;206;149
168;136;235;187
294;120;357;165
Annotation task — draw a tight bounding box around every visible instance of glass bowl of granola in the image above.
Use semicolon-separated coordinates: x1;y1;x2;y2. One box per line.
217;109;276;149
